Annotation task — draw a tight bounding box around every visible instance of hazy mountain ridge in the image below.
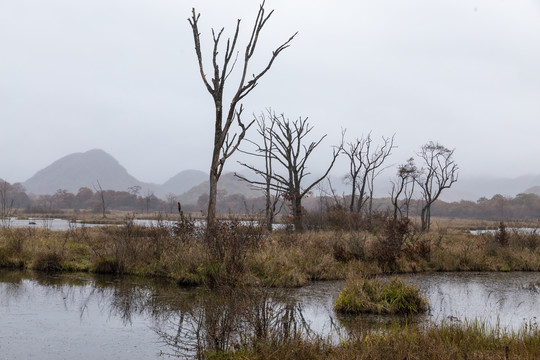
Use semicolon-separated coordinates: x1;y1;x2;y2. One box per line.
15;149;540;204
161;169;208;195
19;149;255;204
178;172;259;206
23;149;161;196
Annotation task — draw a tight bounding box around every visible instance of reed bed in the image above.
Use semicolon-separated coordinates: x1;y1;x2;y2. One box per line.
0;219;539;287
216;321;540;359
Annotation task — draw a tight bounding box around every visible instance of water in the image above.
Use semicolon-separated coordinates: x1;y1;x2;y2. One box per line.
2;217;287;231
401;272;540;329
1;217;112;231
1;271;539;359
470;228;538;235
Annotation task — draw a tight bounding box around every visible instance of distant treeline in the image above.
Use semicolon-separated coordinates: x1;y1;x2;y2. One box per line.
1;180;540;221
0;181;266;216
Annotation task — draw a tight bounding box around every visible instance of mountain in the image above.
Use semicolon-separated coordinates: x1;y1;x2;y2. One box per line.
23;149;154;195
18;149;540;203
162;170;208;195
178;172;260;205
21;150;259;201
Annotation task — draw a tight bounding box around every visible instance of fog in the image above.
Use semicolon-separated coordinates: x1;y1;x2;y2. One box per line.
1;0;539;185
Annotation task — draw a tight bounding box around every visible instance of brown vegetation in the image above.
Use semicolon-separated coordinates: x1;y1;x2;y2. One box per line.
220;321;540;360
1;217;540;287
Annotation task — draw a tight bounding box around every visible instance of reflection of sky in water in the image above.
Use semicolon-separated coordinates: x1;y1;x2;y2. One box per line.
1;271;540;359
286;273;540;335
0;276;162;360
400;272;540;330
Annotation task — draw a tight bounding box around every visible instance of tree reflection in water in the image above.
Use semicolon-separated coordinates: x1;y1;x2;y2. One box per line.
153;287;313;359
0;270;327;359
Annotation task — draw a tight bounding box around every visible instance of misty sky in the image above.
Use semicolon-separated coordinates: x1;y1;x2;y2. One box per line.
1;0;539;185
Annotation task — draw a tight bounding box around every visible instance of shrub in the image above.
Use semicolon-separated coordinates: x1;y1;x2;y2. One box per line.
496;221;509;247
32;251;63;272
372;218;411;271
91;256;119;274
332;232;366;262
0;247;24;268
203;219;264;286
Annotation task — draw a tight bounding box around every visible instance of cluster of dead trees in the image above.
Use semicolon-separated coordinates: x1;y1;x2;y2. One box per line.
188;1;458;233
233;113;458;232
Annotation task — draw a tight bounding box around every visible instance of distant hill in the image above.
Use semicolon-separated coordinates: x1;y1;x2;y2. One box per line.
162;170;208;195
524;185;540;196
178;172;260;205
17;148;540;203
23;149;154;195
441;174;540;202
21;150;260;202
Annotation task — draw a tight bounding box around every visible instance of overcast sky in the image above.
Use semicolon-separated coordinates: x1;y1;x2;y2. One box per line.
1;0;539;185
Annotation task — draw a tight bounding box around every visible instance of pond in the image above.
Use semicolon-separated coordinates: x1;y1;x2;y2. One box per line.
1;217;176;231
2;217;287;231
0;271;539;359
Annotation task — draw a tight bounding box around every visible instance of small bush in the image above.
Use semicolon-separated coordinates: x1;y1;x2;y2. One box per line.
91;257;119;274
203;219;264;286
32;252;63;272
372;218;411;270
6;228;31;255
0;247;24;268
496;221;509;247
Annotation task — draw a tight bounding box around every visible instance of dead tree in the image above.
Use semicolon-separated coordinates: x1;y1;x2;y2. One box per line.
0;181;14;226
390;158;418;221
188;2;296;230
93;180;107;219
343;134;395;215
238;113;341;232
416;142;458;231
235;110;283;231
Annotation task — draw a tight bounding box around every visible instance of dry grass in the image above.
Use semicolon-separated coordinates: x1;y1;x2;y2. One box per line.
1;219;540;286
220;321;540;359
334;275;427;315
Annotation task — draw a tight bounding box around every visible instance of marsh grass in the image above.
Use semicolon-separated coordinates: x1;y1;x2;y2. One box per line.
334;276;427;315
1;220;540;286
222;321;540;360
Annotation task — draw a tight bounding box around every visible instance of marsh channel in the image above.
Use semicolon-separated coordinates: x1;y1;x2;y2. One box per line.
1;270;539;359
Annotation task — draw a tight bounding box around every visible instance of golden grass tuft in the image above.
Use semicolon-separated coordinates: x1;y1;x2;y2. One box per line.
335;275;427;315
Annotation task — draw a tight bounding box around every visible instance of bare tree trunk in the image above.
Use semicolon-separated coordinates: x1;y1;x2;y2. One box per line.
293;196;303;232
265;184;273;232
421;206;431;231
349;182;357;213
421;206;427;231
207;148;221;225
94;180;106;219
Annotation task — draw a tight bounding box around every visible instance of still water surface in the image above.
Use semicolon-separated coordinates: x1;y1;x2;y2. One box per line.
2;218;175;231
1;271;539;359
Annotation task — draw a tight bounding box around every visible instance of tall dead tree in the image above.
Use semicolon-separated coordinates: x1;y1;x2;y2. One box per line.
93;180;107;219
416;142;458;231
238;113;341;232
390;157;418;221
0;181;14;226
188;2;296;230
235;110;282;231
343;134;395;214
